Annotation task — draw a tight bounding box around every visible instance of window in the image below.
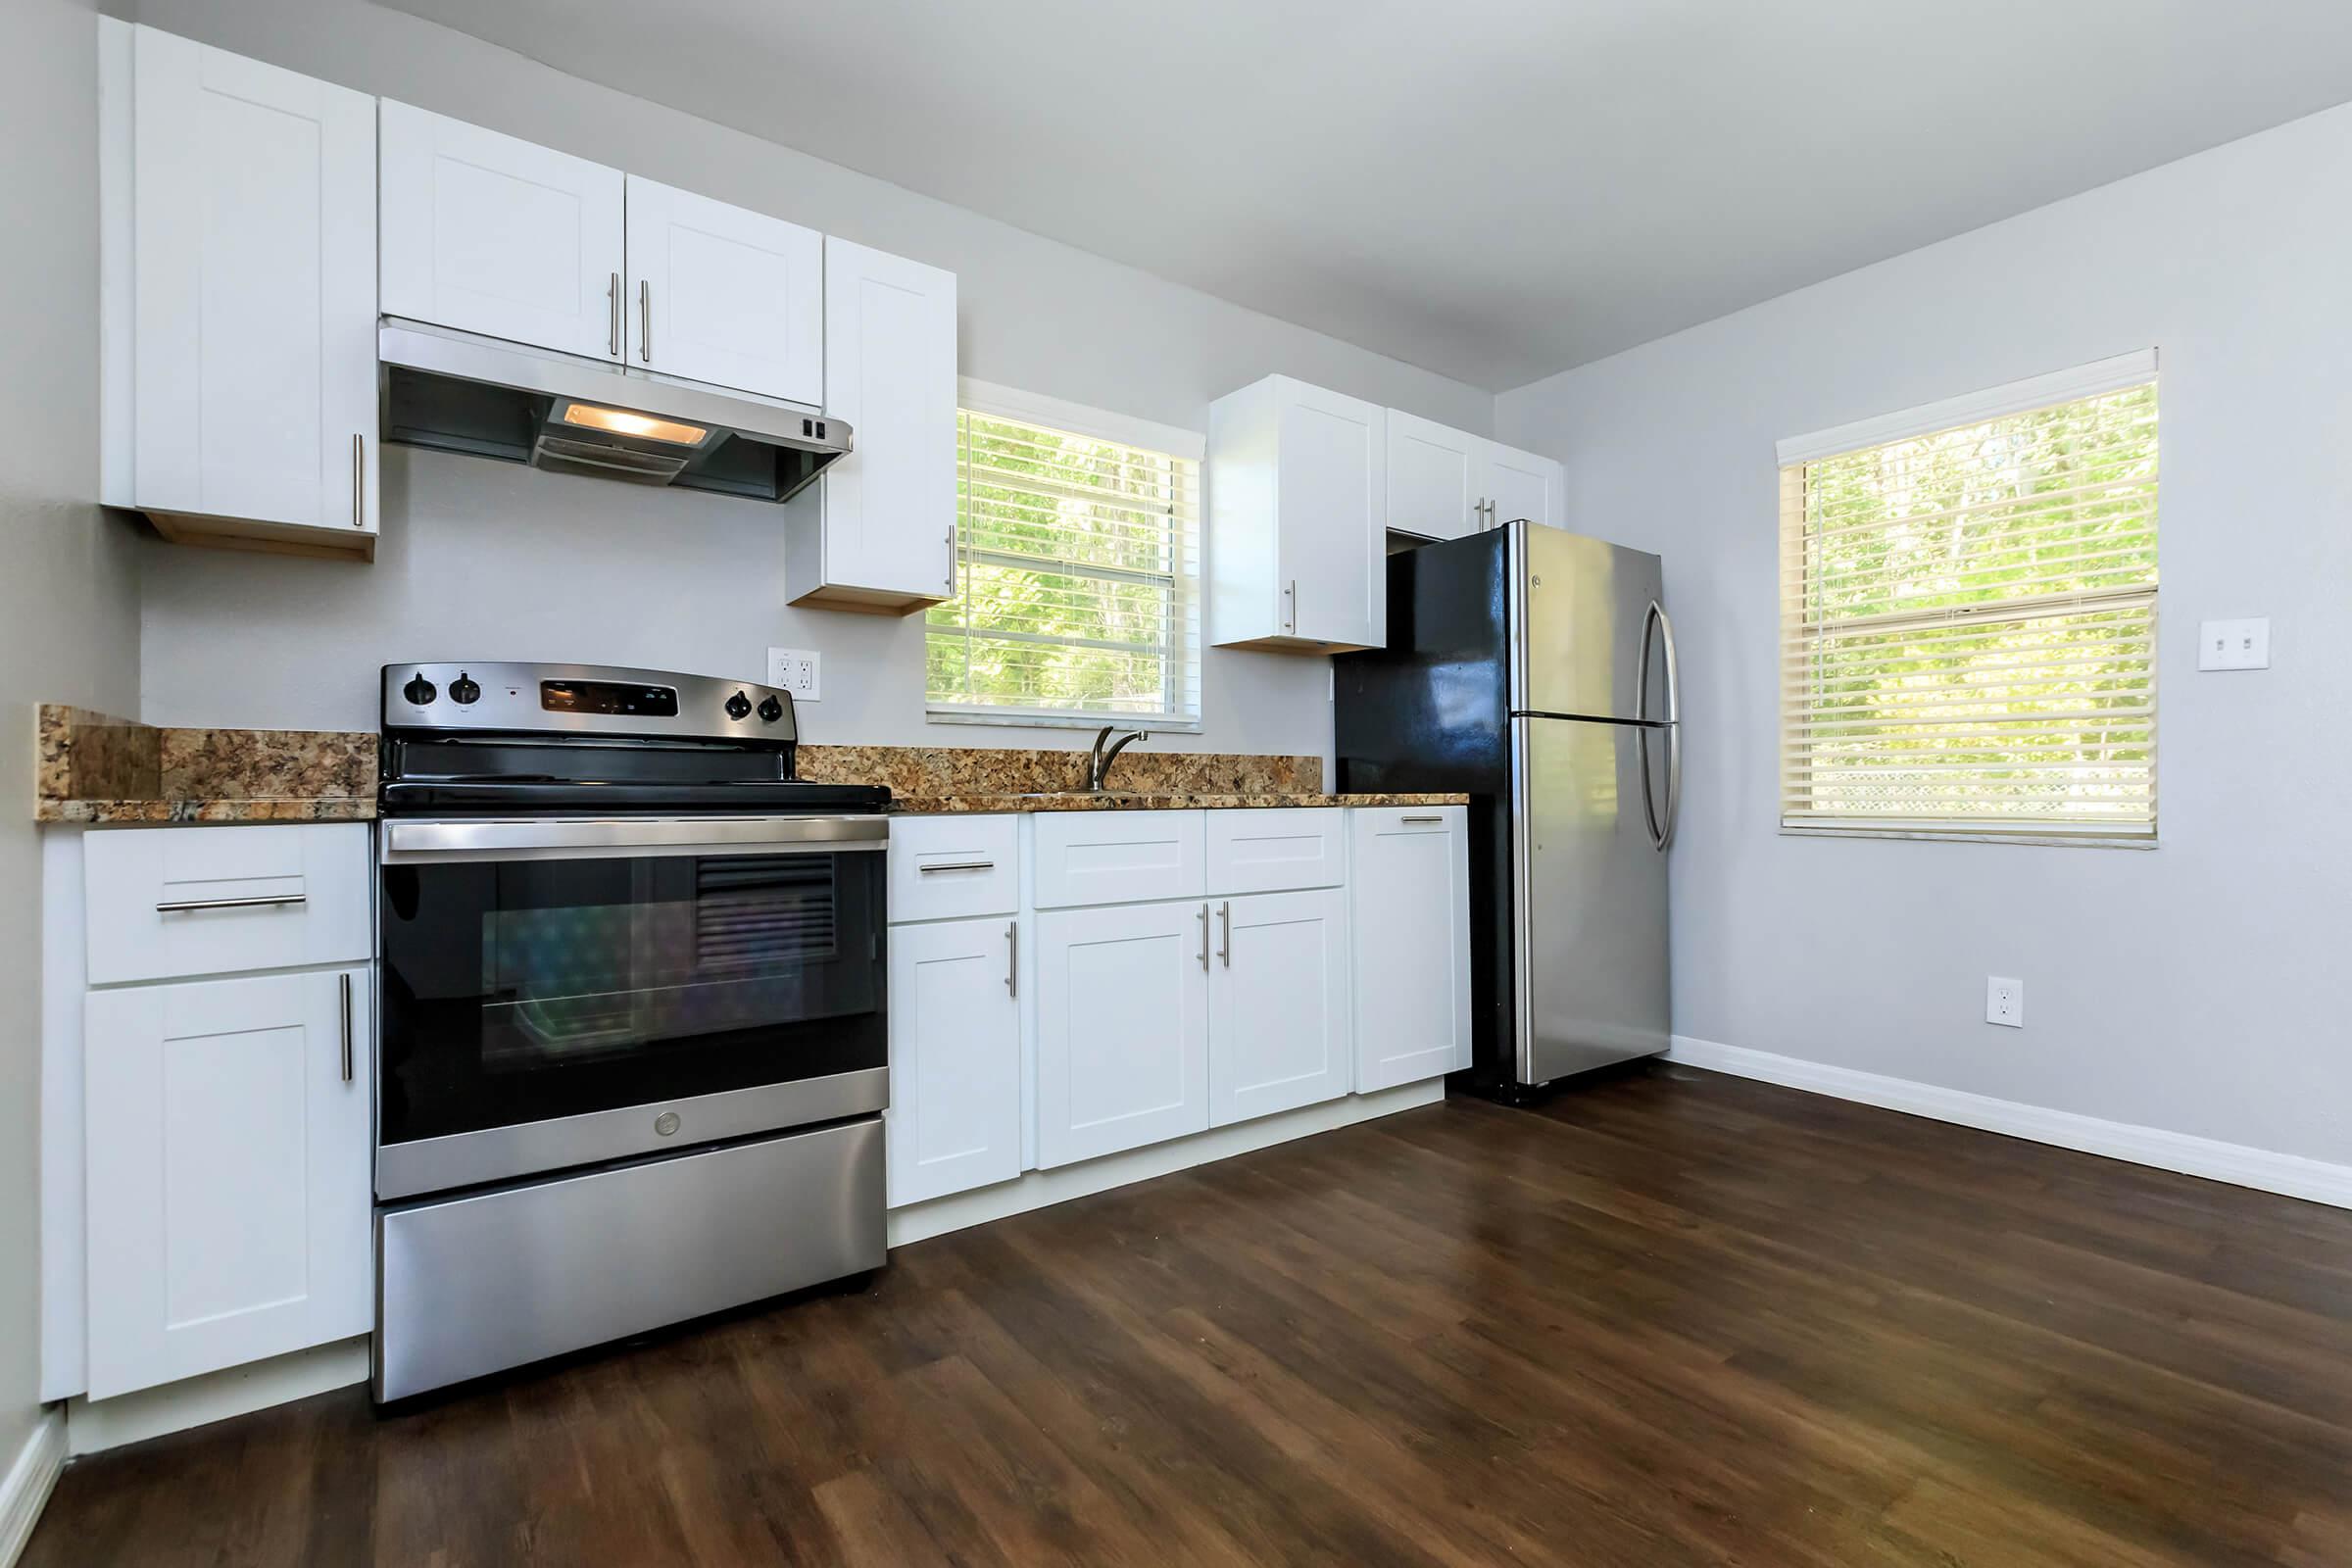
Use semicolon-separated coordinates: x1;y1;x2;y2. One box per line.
926;383;1202;729
1778;353;2159;843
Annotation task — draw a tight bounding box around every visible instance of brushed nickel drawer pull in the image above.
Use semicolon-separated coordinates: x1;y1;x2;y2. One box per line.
339;971;355;1084
1004;921;1017;997
917;859;996;874
155;892;308;913
1401;814;1443;824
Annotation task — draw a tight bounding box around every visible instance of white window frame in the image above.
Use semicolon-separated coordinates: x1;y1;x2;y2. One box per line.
1775;350;2161;848
926;377;1206;732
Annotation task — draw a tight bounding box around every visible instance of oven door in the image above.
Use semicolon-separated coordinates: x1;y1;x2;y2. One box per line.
375;815;888;1200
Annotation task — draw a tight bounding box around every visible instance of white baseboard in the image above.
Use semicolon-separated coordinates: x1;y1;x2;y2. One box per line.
66;1337;369;1457
888;1079;1446;1249
0;1412;66;1568
1668;1035;2352;1210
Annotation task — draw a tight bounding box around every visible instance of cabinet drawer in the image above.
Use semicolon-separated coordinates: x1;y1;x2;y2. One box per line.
1032;810;1205;909
84;823;370;985
1206;808;1344;895
1353;805;1461;838
889;815;1019;922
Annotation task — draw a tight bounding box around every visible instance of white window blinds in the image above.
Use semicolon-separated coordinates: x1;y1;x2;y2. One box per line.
926;406;1201;728
1779;369;2159;843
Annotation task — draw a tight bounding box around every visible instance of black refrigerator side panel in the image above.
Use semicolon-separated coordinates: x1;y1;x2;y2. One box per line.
1334;531;1517;1093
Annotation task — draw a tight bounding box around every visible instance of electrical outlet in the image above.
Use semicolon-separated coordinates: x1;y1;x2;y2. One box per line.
766;647;820;702
2197;617;2271;671
1985;976;2024;1029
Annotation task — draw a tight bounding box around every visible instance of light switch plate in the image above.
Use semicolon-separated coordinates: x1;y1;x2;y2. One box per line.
2197;617;2270;671
766;647;820;702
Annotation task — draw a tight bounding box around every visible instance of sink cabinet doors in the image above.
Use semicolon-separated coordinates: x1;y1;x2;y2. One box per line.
1033;899;1212;1167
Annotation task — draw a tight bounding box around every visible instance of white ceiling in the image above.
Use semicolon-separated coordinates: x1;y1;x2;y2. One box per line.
377;0;2352;391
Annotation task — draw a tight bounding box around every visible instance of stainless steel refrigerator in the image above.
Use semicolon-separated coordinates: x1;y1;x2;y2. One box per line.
1334;521;1679;1099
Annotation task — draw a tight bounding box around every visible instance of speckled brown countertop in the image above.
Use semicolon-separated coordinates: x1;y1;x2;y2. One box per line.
890;791;1467;813
34;716;1461;822
36;706;376;823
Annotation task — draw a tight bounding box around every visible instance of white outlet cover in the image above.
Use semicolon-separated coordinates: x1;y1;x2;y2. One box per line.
1985;975;2024;1029
2197;617;2271;671
766;647;820;702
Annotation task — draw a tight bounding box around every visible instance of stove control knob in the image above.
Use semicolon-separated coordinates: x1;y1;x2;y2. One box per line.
402;673;436;706
449;672;481;706
724;690;753;720
757;695;784;723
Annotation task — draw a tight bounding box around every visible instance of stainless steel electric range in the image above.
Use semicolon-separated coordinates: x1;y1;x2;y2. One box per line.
369;662;891;1401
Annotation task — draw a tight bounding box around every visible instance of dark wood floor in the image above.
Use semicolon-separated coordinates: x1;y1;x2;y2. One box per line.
31;1062;2352;1566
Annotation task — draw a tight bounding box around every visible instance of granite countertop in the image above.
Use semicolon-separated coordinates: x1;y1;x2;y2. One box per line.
36;707;376;823
34;713;1463;822
890;791;1467;813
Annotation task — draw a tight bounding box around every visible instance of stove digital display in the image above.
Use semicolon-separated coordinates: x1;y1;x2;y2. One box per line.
541;680;680;717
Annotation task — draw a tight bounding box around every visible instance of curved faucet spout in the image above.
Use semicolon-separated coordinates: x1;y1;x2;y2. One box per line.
1087;725;1149;792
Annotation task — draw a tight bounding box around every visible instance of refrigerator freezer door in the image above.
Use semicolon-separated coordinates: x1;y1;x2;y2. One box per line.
1513;525;1665;722
1511;715;1669;1083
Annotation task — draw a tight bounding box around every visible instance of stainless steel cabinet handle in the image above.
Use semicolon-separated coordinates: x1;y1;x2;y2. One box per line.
639;279;651;362
945;526;956;593
155;892;307;913
1004;922;1017;997
1198;904;1209;970
1285;579;1297;634
1401;814;1442;824
608;270;620;356
338;971;354;1084
352;433;364;527
1217;901;1231;967
917;859;995;874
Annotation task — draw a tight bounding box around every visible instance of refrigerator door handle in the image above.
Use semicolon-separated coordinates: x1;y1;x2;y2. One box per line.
1638;602;1683;851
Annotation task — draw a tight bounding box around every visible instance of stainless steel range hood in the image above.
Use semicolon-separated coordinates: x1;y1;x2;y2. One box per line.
378;318;851;504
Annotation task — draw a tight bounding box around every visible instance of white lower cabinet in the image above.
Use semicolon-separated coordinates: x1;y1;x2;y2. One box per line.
1207;889;1352;1127
886;916;1022;1205
1034;900;1211;1168
886;806;1468;1201
1349;808;1473;1091
83;966;372;1399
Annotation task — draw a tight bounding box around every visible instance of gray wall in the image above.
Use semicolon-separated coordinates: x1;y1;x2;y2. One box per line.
0;0;144;1473
1496;103;2352;1164
125;0;1495;752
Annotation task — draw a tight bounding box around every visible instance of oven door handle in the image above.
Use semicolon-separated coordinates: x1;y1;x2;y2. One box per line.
380;814;890;863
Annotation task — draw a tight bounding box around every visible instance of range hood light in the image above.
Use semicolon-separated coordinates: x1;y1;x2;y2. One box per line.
558;403;710;447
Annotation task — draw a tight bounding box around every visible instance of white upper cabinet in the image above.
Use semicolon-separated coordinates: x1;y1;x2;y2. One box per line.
1208;375;1388;653
624;174;822;403
1386;410;1485;541
378;101;626;362
784;236;959;613
1388;412;1564;542
100;22;379;558
1484;440;1564;530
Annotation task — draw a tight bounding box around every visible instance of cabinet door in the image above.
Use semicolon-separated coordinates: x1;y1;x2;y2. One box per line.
1208;889;1350;1127
1483;440;1563;530
1350;808;1472;1091
127;27;377;537
379;101;624;361
887;917;1021;1205
1387;410;1482;541
85;968;372;1399
1035;902;1209;1167
624;175;821;403
1274;379;1387;647
790;236;957;607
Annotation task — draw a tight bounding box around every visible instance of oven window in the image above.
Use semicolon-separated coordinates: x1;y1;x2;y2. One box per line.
379;850;886;1146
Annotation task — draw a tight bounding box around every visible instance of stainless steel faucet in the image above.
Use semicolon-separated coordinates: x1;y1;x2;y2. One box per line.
1086;725;1147;792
